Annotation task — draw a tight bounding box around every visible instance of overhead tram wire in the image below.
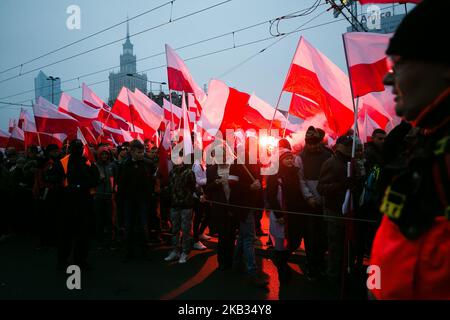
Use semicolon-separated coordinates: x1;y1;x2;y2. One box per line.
0;0;232;85
0;3;331;101
217;2;403;79
0;1;175;76
218;1;326;79
0;3;405;108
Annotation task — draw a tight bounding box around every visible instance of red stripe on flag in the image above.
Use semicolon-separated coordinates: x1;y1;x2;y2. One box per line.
350;58;389;98
284;64;354;136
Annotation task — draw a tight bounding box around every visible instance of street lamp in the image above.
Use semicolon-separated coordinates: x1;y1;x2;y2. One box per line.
47;76;60;104
126;73;166;93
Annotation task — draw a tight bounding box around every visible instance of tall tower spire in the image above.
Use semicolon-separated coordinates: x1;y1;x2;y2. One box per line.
126;14;130;40
123;14;133;55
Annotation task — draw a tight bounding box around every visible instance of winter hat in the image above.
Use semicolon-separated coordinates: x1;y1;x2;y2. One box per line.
386;0;450;64
305;126;320;144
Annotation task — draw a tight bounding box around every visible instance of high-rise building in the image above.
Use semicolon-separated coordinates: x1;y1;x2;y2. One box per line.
108;19;147;105
34;70;61;105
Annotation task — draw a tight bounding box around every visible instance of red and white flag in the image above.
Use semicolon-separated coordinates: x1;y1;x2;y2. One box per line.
282;37;355;136
8;119;16;133
19;109;66;148
246;94;298;134
59;93;100;126
343;32;391;98
163;98;182;130
34;97;79;136
288;93;322;120
199;79;250;137
165;44;207;105
76;127;95;163
111;87;133;123
132;88;164;134
82;83;110;110
0;129;10;149
8;126;25;151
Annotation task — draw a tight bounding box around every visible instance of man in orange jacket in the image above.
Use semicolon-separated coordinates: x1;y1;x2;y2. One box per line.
370;0;450;299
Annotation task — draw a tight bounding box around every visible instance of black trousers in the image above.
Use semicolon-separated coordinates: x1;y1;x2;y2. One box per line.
214;206;236;269
57;191;93;267
193;198;211;242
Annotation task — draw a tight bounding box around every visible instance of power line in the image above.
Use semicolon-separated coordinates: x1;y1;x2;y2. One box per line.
0;0;232;85
0;1;175;76
0;17;360;109
0;4;330;101
219;1;327;79
0;3;405;109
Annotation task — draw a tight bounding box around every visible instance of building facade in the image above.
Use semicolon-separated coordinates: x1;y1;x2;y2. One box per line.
108;19;147;105
34;70;61;105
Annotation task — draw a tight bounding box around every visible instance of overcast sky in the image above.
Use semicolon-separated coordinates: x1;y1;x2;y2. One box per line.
0;0;411;131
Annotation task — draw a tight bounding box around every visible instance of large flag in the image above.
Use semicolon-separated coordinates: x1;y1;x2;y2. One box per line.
199;79;250;137
0;129;10;149
82;83;129;130
8;126;25;151
163;98;182;130
288;93;322;120
165;44;207;105
343;32;391;98
111;87;132;123
282;37;354;136
132;88;165;134
8;119;15;133
246;94;298;134
33;97;79;136
59;92;100;126
76;128;95;163
82;83;110;110
20;109;66;148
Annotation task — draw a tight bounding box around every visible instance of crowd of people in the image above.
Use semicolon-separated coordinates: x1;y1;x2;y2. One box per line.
1;0;449;299
0;126;388;290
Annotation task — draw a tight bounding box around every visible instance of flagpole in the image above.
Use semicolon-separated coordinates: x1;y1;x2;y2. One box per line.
342;32;362;299
30;105;42;148
269;37;303;133
168;89;175;153
282;112;291;138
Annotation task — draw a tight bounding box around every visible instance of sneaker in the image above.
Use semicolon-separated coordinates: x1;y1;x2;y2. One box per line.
193;241;207;250
178;252;188;264
199;234;211;241
164;250;180;262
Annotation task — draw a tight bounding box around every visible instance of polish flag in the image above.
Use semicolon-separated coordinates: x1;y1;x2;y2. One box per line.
82;83;128;130
132;88;164;134
92;121;124;144
0;129;10;149
246;94;297;134
77;127;95;163
163;98;182;130
8;119;16;133
8;126;25;151
59;93;100;126
82;83;110;110
19;109;66;148
289;93;322;120
165;44;207;105
34;97;79;136
282;37;354;136
198;79;250;137
111;87;133;123
343;32;391;98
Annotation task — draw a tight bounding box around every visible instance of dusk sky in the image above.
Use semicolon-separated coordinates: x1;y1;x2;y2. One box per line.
0;0;411;130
